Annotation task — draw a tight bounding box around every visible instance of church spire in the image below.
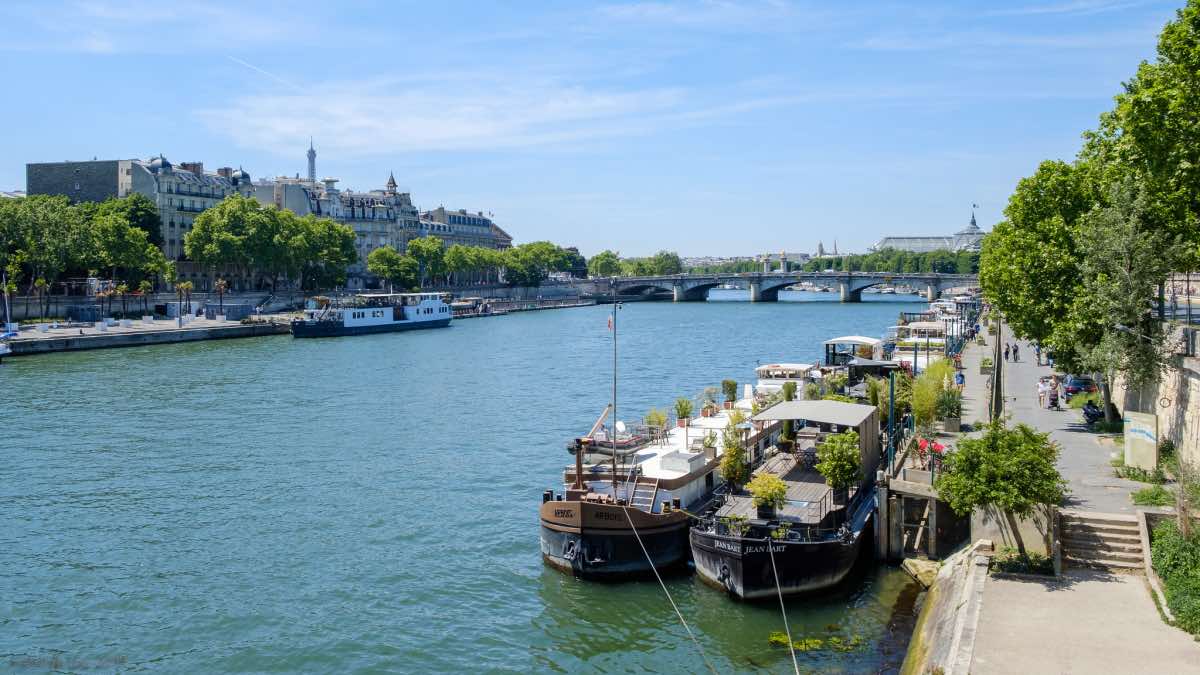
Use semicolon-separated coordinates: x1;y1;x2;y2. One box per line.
386;171;397;192
306;138;316;182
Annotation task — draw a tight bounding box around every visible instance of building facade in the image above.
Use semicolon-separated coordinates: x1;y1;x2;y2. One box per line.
27;156;256;288
870;212;986;253
417;206;513;250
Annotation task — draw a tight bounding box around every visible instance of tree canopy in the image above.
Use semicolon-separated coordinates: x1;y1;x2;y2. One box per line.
367;245;419;291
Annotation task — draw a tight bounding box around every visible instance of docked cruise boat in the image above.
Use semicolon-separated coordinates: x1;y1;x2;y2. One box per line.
690;399;881;600
291;293;452;338
753;362;822;398
540;403;780;578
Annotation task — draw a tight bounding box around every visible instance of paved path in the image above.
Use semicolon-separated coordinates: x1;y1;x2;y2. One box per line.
972;569;1200;674
997;324;1153;513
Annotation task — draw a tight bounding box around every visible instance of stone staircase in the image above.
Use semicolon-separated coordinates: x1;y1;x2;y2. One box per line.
1060;510;1145;573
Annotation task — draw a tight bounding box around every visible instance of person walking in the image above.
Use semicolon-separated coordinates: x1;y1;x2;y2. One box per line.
1004;343;1010;361
1012;343;1020;362
955;370;965;392
1034;343;1042;366
1037;379;1047;408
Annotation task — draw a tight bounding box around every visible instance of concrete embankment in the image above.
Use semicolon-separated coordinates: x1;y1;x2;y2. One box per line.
8;320;289;356
900;542;990;675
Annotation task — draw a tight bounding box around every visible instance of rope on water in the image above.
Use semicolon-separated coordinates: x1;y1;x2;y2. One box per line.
622;506;718;675
768;539;801;675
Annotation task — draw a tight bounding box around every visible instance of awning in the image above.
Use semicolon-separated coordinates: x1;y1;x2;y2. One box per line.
752;399;877;427
848;357;901;368
823;335;882;347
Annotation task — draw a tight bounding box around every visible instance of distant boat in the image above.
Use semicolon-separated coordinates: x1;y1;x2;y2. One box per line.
291;293;452;338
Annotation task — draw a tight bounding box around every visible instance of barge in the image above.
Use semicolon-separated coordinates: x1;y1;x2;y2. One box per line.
690;399;881;600
291;293;451;338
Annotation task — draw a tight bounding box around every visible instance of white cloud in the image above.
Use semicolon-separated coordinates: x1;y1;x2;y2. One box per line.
986;0;1147;17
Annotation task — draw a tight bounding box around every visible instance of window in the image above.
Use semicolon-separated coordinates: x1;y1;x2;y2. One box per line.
73;182;80;191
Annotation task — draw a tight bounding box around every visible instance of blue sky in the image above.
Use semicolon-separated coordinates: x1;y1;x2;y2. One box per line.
0;0;1182;256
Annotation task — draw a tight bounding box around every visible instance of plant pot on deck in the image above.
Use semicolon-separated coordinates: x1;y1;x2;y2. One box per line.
700;408;713;418
756;504;777;520
723;401;733;410
943;417;961;433
831;486;849;507
979;364;992;375
677;417;690;428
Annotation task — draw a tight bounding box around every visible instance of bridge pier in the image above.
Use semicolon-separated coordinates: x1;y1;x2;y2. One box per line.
925;284;939;302
839;283;862;303
749;282;761;302
673;283;684;303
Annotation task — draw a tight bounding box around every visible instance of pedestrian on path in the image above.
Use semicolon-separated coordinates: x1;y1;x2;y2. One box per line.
1004;343;1011;361
1012;343;1020;362
1038;379;1047;408
955;371;965;391
1035;343;1042;365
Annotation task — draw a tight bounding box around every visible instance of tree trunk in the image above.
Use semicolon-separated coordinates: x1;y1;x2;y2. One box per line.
1099;376;1117;423
1004;509;1032;570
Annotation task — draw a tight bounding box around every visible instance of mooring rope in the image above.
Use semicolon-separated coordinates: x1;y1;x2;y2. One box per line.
622;506;718;675
767;539;801;675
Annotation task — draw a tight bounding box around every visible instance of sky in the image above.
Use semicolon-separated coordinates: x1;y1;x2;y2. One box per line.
0;0;1184;257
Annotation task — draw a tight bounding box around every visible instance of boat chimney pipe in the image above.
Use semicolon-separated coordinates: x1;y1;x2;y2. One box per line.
574;438;588;490
672;497;681;511
543;490;553;503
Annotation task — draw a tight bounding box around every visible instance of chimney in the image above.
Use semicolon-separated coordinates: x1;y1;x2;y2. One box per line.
180;161;204;176
217;167;233;178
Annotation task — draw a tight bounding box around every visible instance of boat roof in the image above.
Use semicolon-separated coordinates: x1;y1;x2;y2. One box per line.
756;363;815;373
752;399;877;427
356;292;444;298
848;357;901;368
907;321;946;330
823;335;882;347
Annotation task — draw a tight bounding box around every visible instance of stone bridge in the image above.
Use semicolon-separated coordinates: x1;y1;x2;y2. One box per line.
582;271;978;303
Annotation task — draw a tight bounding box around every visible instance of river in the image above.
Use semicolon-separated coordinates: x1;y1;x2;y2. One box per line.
1;291;926;673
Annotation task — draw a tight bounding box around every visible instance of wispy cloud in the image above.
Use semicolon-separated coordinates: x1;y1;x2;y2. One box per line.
986;0;1147;17
850;27;1157;51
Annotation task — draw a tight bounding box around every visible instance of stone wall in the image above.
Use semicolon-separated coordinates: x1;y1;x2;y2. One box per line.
1115;355;1200;469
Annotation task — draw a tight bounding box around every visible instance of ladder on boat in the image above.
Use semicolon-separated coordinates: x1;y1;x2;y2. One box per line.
629;479;660;513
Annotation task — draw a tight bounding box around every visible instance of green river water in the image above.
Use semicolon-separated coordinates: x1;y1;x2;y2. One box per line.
1;291;926;673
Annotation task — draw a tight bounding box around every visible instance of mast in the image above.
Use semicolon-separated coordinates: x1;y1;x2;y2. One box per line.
611;293;619;499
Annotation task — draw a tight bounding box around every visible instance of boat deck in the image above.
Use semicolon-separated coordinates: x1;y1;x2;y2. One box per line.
715;453;834;526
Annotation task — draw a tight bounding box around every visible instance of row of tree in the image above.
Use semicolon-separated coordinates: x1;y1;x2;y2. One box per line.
801;248;978;274
586;249;683;277
980;0;1200;419
0;193;170;317
367;237;582;291
185;195;357;292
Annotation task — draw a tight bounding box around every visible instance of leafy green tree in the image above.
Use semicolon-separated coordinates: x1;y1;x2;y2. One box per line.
719;418;750;489
935;419;1067;567
815;430;862;493
92;193;164;247
185;194;257;273
588;249;622;277
406;235;444;287
138;279;153;314
979;160;1094;347
367;245;419;291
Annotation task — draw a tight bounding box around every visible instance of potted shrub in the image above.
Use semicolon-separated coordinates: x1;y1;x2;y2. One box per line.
937;389;963;433
816;430;862;509
645;408;668;437
979;357;993;375
700;387;719;417
747;472;788;520
722;379;738;409
719;428;749;490
702;431;718;460
675;397;694;428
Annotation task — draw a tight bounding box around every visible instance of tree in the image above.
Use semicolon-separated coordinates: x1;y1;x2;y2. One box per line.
138;279;153;315
587;249;622;277
935;419;1067;567
214;278;228;313
719;418;750;489
367;245;419;291
979;160;1094;346
815;430;862;494
443;244;475;286
747;473;788;510
93;193;163;247
406;235;444;287
186;195;256;273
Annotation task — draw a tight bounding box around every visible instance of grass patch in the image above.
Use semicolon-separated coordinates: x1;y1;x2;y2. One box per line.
1091;420;1124;434
1116;464;1167;484
991;547;1054;575
1069;391;1100;409
1133;485;1174;506
1151;521;1200;636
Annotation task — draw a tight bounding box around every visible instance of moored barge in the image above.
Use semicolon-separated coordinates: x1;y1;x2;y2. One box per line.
291;292;451;338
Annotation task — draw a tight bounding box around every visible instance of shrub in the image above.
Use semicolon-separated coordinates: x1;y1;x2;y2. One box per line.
936;388;962;418
823;393;855;403
980;356;993;368
722;379;738;403
1069;391;1101;409
1116;464;1166;484
747;473;788;509
1133;485;1173;506
674;397;693;420
816;430;861;490
645;408;668;429
1151;520;1200;635
803;382;822;401
992;547;1054;575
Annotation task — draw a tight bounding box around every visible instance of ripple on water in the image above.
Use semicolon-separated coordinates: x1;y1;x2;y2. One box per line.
0;297;925;672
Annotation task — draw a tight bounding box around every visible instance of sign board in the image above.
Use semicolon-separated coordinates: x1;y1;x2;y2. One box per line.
1124;411;1158;471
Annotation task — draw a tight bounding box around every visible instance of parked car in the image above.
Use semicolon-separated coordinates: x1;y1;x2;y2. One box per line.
1063;375;1097;400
